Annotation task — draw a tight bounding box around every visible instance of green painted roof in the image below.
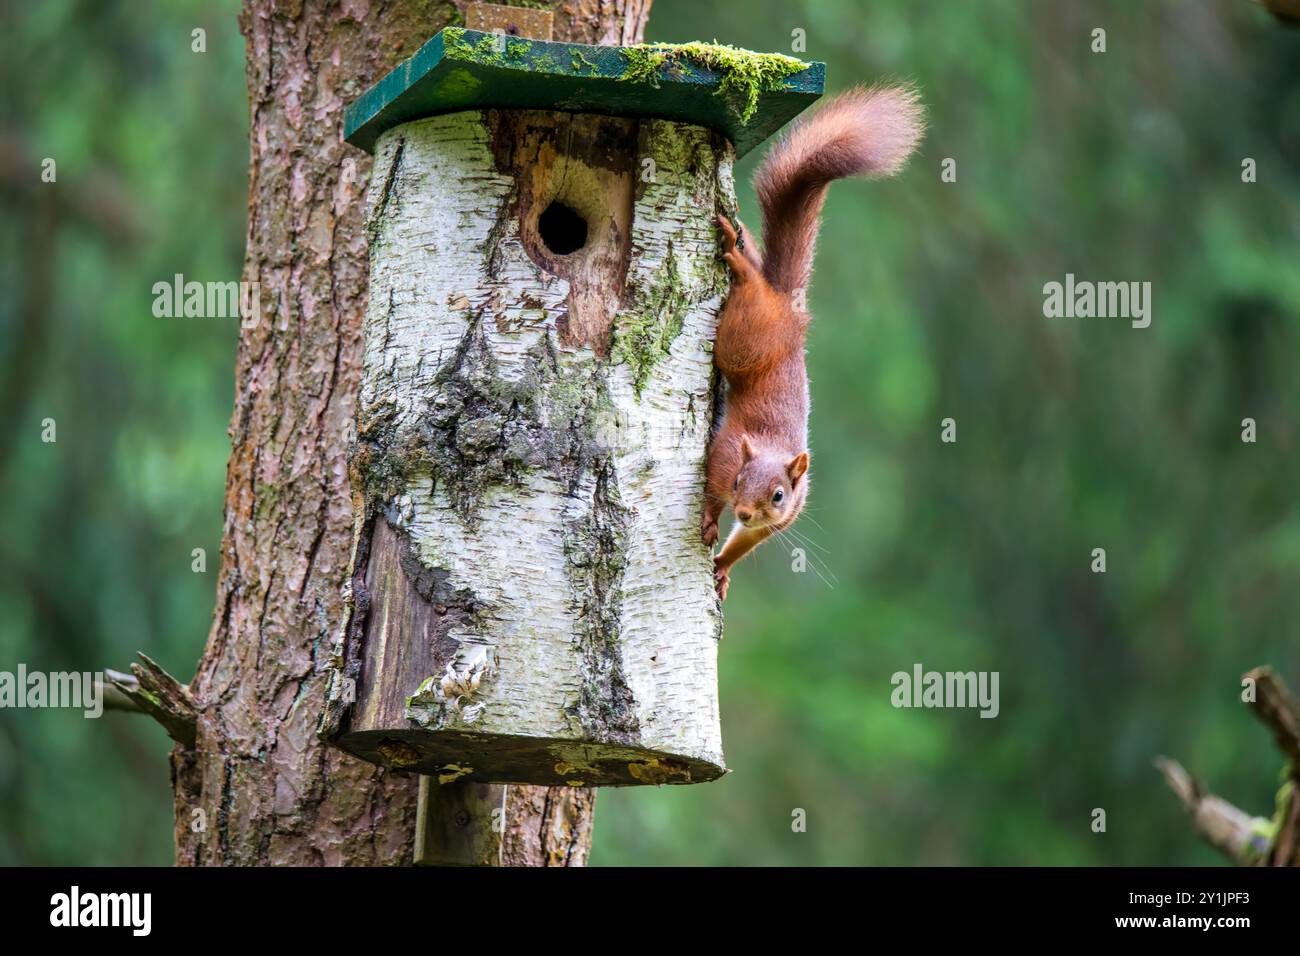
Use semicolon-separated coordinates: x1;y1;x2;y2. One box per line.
343;29;824;158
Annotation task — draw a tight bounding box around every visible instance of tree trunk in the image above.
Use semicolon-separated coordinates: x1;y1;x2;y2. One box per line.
175;0;652;867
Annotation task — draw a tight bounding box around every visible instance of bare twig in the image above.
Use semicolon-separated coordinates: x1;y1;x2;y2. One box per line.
98;668;141;713
1155;756;1271;865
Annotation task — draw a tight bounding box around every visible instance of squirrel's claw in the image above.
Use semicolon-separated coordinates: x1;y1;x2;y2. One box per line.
716;214;738;252
717;215;755;282
701;515;719;547
713;561;730;601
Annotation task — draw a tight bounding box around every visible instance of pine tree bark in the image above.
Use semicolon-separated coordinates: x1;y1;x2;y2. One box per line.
175;0;652;867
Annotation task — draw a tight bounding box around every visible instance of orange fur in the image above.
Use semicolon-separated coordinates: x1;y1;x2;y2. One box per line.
703;86;925;599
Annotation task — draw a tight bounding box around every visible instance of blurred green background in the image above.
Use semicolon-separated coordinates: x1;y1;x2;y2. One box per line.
2;0;1297;866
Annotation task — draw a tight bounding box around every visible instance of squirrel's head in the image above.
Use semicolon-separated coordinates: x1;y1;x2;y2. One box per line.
731;434;809;529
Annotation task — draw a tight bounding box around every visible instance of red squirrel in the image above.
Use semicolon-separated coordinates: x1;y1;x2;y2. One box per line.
702;85;924;600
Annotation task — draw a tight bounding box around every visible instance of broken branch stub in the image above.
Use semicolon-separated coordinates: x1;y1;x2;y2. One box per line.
323;106;736;787
1154;756;1272;865
110;654;197;749
1244;666;1300;766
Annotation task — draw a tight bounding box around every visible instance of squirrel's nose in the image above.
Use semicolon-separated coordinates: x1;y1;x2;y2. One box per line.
735;508;754;523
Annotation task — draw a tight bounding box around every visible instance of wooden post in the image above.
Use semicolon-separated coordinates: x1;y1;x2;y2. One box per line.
414;776;506;866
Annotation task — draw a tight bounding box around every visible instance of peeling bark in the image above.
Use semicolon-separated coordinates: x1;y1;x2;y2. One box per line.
178;0;651;868
327;107;735;787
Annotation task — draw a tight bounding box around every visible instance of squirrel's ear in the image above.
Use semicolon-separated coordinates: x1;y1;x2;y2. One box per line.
740;433;756;463
787;451;809;484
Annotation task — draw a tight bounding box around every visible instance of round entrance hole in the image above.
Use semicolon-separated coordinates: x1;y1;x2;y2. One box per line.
537;201;588;256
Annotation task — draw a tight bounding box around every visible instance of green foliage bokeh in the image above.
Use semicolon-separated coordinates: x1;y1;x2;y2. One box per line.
1;0;1296;866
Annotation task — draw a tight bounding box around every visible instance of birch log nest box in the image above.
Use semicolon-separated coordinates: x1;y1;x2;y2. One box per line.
322;27;823;787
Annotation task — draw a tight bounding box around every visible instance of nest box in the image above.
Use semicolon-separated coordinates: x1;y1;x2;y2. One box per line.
323;27;824;787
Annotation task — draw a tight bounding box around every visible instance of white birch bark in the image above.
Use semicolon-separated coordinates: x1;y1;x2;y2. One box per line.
326;108;734;787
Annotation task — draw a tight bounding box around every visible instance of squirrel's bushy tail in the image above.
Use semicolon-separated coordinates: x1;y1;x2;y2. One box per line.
754;84;924;294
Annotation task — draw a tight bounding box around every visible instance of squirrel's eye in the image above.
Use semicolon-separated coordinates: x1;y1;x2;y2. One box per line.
772;489;784;504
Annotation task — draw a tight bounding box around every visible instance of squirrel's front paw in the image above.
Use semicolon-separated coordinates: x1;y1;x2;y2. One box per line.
716;216;754;282
716;215;738;253
713;561;730;601
701;514;719;547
